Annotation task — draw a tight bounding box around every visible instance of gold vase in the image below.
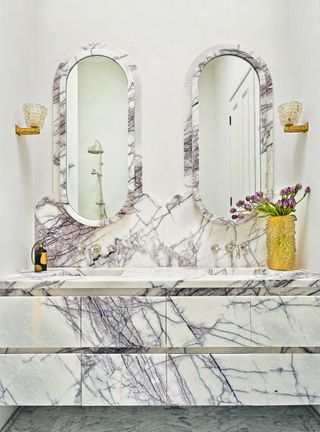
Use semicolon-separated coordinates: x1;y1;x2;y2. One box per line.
266;215;296;270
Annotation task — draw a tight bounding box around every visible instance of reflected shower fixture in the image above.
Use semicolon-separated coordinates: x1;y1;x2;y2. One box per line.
15;103;48;136
88;139;108;219
278;101;309;133
88;140;104;154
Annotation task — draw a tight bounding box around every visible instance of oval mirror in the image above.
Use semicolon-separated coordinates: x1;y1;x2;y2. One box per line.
67;56;128;221
55;44;137;227
189;47;273;223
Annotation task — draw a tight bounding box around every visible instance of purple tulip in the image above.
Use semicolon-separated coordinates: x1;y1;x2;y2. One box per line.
244;203;252;210
280;189;285;196
230;208;237;214
288;198;296;207
305;186;311;194
295;183;302;192
238;213;245;219
245;196;251;202
231;214;238;220
236;200;245;207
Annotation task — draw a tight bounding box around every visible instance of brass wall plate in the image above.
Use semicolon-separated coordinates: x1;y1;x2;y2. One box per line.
284;122;309;133
15;125;40;135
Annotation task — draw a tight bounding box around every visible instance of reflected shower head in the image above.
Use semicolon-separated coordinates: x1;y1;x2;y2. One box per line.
87;139;104;154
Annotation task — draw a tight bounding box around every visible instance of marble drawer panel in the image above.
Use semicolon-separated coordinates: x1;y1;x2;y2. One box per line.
166;354;252;405
251;296;320;347
0;297;81;348
166;297;251;347
0;354;81;405
82;354;167;406
81;297;166;347
251;354;320;405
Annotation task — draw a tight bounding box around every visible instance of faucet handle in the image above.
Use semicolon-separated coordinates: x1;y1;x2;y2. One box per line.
78;245;86;254
240;242;250;254
107;244;116;253
225;241;234;253
91;244;102;255
211;243;221;253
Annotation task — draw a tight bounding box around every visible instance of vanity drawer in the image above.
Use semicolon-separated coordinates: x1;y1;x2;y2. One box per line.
166;297;251;347
0;297;81;348
250;354;320;405
251;296;320;347
82;354;167;406
166;353;320;406
166;354;252;406
0;354;81;406
81;296;166;347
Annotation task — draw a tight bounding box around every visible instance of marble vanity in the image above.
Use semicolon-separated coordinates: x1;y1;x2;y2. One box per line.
1;267;320;407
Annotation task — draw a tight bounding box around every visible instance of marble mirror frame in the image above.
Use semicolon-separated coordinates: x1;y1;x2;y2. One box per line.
53;43;140;227
185;44;274;225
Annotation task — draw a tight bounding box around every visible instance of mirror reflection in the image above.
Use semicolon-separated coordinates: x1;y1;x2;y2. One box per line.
198;55;260;217
66;55;128;221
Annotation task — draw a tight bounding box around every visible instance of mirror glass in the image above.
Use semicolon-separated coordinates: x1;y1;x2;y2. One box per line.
198;55;260;217
66;55;128;222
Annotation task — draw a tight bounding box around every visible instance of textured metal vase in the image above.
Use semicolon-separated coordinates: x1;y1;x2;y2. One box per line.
266;215;296;270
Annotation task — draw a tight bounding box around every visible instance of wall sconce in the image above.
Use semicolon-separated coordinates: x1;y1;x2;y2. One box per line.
278;101;309;133
15;103;48;136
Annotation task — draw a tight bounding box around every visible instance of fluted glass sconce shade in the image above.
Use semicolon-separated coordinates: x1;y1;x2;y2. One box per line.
278;101;302;127
278;101;309;133
16;103;48;136
23;103;48;129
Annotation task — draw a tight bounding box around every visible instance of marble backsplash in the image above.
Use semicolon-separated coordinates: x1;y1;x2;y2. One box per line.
35;191;266;268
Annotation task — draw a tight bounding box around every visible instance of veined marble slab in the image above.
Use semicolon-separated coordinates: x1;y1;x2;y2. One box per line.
251;354;320;405
251;296;320;347
82;354;167;406
167;354;252;405
166;297;251;347
0;267;319;295
81;296;166;347
167;354;320;406
0;297;81;348
0;354;81;406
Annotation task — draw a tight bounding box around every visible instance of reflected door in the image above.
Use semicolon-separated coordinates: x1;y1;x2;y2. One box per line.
229;69;259;206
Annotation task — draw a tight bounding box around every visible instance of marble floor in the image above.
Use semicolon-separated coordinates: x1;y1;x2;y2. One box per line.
2;406;320;432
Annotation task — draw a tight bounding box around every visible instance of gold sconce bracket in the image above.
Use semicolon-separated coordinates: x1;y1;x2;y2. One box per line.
15;125;40;136
284;122;309;133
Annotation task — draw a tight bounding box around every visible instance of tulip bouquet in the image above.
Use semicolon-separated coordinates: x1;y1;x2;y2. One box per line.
230;184;311;221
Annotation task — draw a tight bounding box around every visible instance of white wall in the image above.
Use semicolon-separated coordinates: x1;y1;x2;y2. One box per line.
33;0;293;205
0;0;35;425
283;0;320;271
31;0;319;270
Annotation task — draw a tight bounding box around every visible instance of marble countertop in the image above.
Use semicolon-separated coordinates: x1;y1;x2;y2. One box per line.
1;267;320;295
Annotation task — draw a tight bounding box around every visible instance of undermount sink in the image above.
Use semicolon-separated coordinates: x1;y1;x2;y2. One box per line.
24;266;295;279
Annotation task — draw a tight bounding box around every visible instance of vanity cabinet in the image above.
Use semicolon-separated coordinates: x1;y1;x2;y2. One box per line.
1;293;320;406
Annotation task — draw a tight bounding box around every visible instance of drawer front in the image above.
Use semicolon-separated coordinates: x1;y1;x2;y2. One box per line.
0;297;81;348
250;354;320;405
82;354;167;406
0;354;81;406
166;354;320;406
166;297;251;347
81;297;166;347
251;296;320;347
166;354;252;406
